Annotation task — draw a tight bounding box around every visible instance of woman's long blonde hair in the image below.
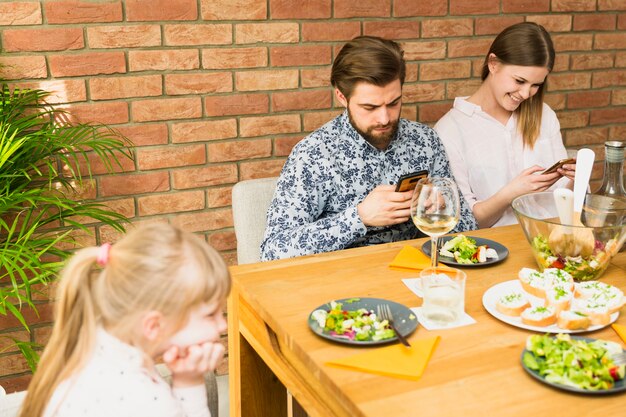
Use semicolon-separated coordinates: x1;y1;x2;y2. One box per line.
481;22;555;148
19;223;231;417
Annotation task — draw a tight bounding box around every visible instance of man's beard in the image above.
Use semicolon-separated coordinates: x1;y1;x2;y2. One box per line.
348;109;399;150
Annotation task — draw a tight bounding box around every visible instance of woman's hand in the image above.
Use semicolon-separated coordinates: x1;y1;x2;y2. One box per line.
163;341;225;388
557;162;576;181
504;165;561;199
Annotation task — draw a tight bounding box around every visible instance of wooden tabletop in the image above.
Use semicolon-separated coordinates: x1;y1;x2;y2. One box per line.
228;225;626;417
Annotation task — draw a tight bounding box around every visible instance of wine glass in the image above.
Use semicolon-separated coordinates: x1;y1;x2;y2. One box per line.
410;177;460;267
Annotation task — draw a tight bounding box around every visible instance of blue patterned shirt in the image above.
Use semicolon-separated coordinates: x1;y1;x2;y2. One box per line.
260;111;478;261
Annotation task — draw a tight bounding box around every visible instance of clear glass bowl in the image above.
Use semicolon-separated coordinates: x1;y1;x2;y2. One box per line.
511;192;626;281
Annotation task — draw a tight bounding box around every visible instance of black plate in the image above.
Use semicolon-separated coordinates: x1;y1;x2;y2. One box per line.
521;336;626;395
308;297;418;346
421;236;509;267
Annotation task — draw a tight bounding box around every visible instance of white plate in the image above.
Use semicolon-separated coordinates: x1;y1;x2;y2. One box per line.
482;280;618;333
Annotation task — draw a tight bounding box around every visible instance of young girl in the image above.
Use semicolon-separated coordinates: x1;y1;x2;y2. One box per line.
435;22;575;228
19;223;231;417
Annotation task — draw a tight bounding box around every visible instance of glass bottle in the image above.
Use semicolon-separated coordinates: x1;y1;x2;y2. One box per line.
596;141;626;198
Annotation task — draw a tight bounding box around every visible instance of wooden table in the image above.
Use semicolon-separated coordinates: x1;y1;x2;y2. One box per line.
228;225;626;417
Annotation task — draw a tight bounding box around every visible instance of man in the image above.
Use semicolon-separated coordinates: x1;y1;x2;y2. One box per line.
261;36;477;261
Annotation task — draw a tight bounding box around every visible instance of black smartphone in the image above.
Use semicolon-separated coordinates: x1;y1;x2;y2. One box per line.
395;170;429;192
542;158;575;174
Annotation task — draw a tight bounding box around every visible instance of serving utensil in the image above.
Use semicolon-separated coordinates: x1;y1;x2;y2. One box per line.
571;149;595;257
548;188;574;255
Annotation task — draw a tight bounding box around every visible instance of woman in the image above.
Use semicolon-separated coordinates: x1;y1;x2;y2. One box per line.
435;22;574;228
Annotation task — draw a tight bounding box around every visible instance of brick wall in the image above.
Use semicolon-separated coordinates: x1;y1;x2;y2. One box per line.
1;0;626;391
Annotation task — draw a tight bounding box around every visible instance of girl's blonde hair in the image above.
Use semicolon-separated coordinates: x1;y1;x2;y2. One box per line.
481;22;555;149
19;222;231;417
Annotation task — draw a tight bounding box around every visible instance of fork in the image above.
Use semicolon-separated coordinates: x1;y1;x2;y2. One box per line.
612;351;626;366
377;304;411;347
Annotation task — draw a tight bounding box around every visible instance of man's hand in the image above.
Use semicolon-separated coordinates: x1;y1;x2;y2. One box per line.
357;185;413;227
163;341;225;388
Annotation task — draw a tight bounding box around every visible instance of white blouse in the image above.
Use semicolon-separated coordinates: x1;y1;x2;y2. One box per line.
435;97;569;227
43;328;210;417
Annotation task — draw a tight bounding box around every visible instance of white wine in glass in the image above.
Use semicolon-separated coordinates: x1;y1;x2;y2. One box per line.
411;177;460;267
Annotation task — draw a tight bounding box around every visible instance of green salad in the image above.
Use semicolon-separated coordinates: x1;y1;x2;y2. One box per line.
439;235;498;264
523;334;625;391
310;300;396;342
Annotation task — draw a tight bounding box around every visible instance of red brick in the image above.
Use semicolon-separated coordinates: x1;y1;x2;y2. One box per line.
98;171;170;197
65;101;129;125
334;0;391;18
87;25;161;48
619;14;626;29
570;53;615;70
202;47;267;69
49;52;125;77
239;159;285;179
0;354;30;375
236;23;299;44
557;110;589;128
590;107;626;125
0;2;41;25
420;19;471;38
573;14;617;31
552;33;594;51
420;61;471;81
272;90;331;112
126;0;197;21
0;303;54;329
164;24;232;46
3;27;83;52
207;186;233;208
418;102;452;123
208;231;237;251
548;73;592;91
172;165;238;189
405;63;418;82
236;69;299;91
599;0;626;10
565;127;610;146
403;83;445;103
502;0;549;13
595;33;626;50
609;125;626;140
271;45;331;67
552;0;597;11
302;22;361;42
450;0;499;15
139;190;205;216
170;209;233;232
526;15;573;32
394;0;447;16
132;97;202;122
205;93;269;117
612;89;626;105
302;68;331;88
553;54;570;72
303;110;342;131
208;139;272;162
171;120;237;143
13;79;87;103
115;123;169;146
592;70;626;88
448;38;495;58
0;56;46;80
90;74;162;100
362;21;421;40
616;52;626;67
45;0;121;24
137;144;206;170
269;0;330;19
202;0;267;20
401;41;446;60
129;50;199;72
164;72;232;95
446;79;482;99
544;93;567;110
567;91;611;109
275;135;302;156
0;330;29;354
75;149;135;176
239;115;301;138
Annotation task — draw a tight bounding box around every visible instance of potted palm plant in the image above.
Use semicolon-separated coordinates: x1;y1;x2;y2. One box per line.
0;83;133;371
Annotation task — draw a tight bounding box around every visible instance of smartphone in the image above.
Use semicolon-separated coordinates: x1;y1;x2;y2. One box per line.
542;158;575;174
395;170;429;192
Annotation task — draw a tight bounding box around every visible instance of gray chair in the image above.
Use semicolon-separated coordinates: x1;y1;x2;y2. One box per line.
231;177;278;264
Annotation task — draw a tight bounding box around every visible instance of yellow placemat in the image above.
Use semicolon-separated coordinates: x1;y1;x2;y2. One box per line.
326;336;440;381
389;245;454;272
611;323;626;345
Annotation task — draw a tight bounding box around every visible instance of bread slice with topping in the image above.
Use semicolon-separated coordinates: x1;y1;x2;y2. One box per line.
496;292;531;317
521;306;557;327
557;310;591;330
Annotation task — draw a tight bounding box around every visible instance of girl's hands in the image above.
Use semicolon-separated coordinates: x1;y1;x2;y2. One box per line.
505;165;561;199
163;341;225;388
